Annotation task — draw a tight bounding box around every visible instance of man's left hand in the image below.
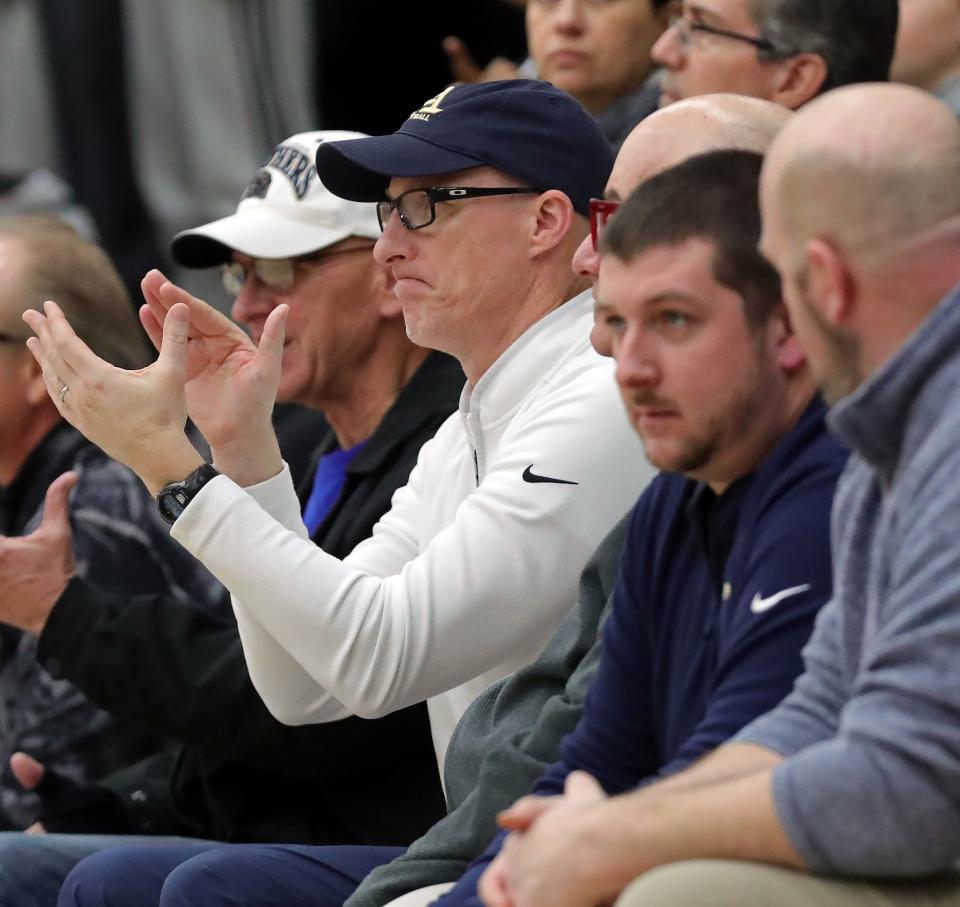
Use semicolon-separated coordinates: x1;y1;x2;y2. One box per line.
480;772;615;907
0;472;78;635
10;753;47;834
23;300;204;495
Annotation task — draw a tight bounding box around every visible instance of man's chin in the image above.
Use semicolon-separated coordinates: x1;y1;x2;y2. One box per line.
640;437;714;478
274;378;302;406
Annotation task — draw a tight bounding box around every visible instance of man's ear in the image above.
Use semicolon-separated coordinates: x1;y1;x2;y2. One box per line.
375;263;403;319
807;237;855;327
769;302;807;372
771;53;828;110
529;190;576;259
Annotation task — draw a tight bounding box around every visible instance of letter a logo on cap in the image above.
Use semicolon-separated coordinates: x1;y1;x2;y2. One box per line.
411;85;457;122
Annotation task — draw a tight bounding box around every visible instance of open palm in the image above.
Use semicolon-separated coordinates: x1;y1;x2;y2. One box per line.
140;270;285;450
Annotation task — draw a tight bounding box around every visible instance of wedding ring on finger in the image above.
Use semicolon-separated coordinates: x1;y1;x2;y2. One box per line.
58;383;70;405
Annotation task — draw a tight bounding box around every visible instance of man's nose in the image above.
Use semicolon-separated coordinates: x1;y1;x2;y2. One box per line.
651;21;684;68
572;233;600;283
552;0;587;34
230;279;274;328
374;211;411;266
615;332;660;389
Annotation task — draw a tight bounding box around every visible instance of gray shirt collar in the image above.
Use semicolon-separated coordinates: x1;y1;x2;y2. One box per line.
828;280;960;481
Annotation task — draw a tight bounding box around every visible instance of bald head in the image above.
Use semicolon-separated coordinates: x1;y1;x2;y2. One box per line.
607;94;794;202
760;84;960;402
765;83;960;261
576;94;792;355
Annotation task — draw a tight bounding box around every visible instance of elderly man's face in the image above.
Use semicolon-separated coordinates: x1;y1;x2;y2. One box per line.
229;237;382;408
597;237;782;487
527;0;670;113
374;166;538;363
652;0;782;107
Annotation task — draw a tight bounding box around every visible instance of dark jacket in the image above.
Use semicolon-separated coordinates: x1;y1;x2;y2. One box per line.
352;397;846;907
434;398;847;907
0;423;222;829
35;351;463;845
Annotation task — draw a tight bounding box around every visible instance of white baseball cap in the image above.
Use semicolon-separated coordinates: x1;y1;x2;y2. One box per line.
171;130;381;268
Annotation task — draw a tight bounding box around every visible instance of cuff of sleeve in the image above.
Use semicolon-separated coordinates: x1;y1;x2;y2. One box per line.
768;756;832;874
37;576;116;676
37;785;132;835
242;462;306;530
733;711;809;758
171;467;306;549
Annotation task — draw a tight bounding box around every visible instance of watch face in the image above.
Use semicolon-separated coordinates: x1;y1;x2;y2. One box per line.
156;464;219;525
157;489;191;525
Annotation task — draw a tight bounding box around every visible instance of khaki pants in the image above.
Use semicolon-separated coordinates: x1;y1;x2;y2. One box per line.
615;861;960;907
382;882;456;907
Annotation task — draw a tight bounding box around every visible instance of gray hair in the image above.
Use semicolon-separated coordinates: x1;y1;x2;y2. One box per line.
749;0;898;93
0;215;151;369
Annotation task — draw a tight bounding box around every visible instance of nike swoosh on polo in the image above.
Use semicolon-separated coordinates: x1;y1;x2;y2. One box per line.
750;583;812;614
522;465;578;486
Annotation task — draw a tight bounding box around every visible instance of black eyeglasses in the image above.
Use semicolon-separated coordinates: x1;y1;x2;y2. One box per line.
669;14;777;53
377;187;542;232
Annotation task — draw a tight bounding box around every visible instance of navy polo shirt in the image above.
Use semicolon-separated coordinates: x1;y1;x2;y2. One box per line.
436;396;847;907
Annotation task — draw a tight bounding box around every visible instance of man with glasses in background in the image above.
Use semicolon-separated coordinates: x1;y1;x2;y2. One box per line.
0;215;222;840
0;131;461;906
652;0;898;110
32;81;653;906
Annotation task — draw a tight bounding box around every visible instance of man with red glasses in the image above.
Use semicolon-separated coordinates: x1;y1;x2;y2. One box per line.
652;0;898;111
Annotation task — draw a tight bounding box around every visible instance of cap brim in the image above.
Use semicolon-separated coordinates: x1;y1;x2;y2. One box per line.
171;209;355;268
317;133;487;202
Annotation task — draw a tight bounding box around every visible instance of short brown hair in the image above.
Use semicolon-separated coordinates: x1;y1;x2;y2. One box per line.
601;150;781;326
0;215;151;369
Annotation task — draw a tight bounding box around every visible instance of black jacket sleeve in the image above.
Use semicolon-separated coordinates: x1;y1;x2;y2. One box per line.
38;578;435;780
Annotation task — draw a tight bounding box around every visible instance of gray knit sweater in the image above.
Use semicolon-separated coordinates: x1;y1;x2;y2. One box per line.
738;281;960;877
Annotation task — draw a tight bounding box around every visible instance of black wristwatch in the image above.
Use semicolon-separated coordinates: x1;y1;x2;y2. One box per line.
156;464;220;525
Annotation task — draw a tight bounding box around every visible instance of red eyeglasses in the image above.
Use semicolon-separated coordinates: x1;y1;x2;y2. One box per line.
589;198;620;252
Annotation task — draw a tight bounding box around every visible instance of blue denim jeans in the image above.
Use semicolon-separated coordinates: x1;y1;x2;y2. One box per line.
0;831;212;907
58;841;405;907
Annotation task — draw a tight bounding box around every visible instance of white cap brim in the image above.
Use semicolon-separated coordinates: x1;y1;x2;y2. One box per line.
171;206;364;268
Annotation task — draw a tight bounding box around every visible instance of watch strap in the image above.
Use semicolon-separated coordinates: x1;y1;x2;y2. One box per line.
156;464;220;525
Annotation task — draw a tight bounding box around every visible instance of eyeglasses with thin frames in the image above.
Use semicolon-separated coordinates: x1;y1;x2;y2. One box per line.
589;198;620;252
668;14;777;53
220;243;376;297
377;187;542;232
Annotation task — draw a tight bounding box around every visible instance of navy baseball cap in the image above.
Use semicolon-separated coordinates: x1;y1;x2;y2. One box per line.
315;80;613;218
